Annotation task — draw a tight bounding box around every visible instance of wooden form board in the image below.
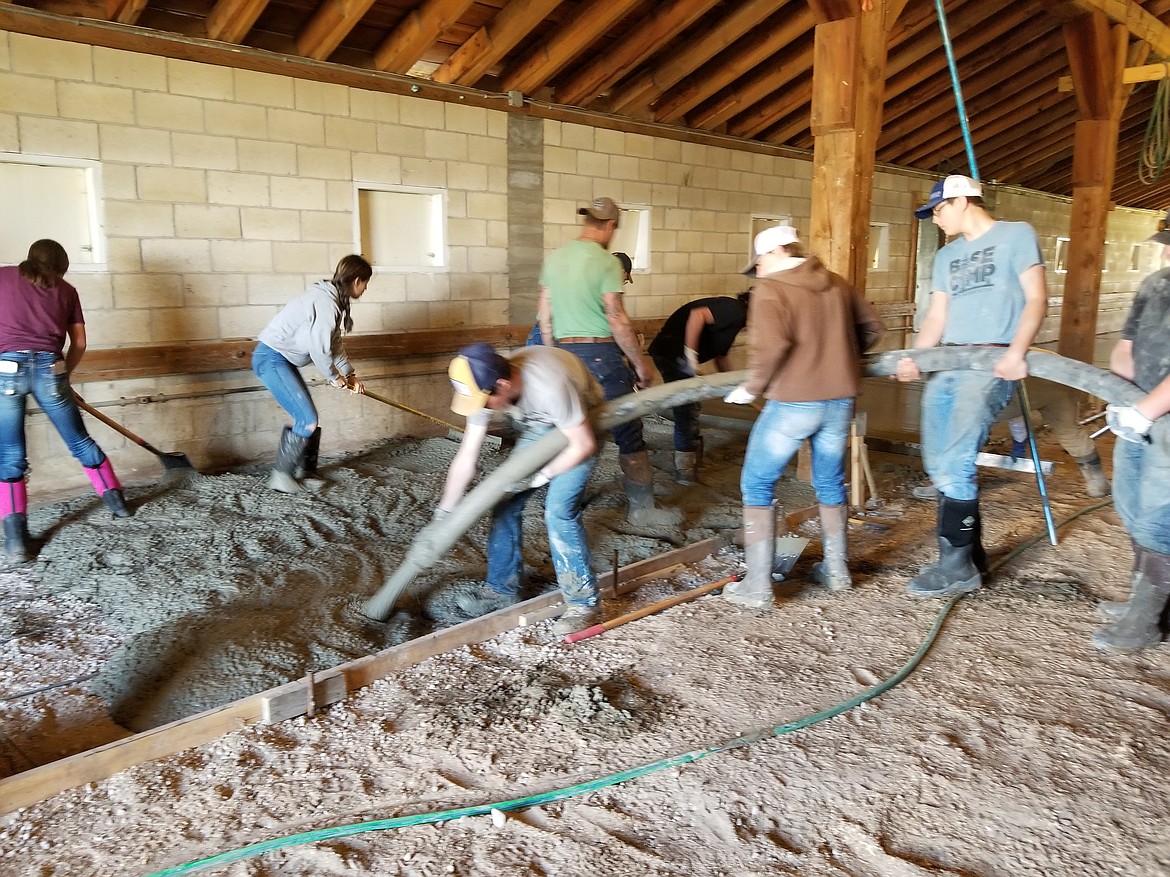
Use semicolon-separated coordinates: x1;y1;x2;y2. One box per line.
0;537;726;815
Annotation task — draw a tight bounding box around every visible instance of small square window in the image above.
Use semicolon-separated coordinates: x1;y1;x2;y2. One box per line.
1054;237;1070;274
611;206;651;272
869;223;890;271
0;156;105;270
355;183;446;271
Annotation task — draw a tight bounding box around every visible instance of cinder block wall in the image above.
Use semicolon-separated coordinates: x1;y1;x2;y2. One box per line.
0;31;1158;498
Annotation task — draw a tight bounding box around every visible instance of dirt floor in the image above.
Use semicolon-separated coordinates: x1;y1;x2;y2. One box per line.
1;409;1168;877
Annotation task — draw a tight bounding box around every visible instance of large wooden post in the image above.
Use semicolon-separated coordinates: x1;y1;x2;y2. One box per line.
808;0;906;291
1057;12;1128;365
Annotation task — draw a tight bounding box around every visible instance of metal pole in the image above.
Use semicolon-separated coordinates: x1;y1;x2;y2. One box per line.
1016;381;1058;545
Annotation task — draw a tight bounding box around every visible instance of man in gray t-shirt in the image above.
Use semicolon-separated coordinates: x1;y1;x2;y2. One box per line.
439;343;604;636
894;175;1048;599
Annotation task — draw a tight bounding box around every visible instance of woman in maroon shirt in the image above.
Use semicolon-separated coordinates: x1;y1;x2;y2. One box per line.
0;239;131;563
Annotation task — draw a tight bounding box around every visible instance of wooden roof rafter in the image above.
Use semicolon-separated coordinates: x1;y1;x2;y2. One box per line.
373;0;477;74
431;0;562;86
553;0;722;108
295;0;381;61
205;0;270;44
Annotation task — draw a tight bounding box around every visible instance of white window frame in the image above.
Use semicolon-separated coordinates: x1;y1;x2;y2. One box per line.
610;205;651;273
1054;237;1070;274
0;153;106;271
1131;242;1146;272
354;182;447;272
869;222;890;271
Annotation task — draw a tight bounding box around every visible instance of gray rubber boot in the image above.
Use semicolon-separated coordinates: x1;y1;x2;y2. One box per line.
619;451;683;528
907;495;982;598
1073;451;1110;498
1092;547;1170;653
1098;543;1140;621
811;503;851;591
911;484;939;500
455;583;519;618
266;427;310;494
673;450;700;486
724;505;775;609
3;514;29;563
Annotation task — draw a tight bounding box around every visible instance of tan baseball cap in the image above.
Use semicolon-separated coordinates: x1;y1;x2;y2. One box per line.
578;197;620;222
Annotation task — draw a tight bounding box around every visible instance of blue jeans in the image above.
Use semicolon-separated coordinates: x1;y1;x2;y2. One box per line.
652;354;701;452
252;342;318;437
1113;436;1170;554
558;341;644;454
485;429;599;608
741;398;854;507
921;370;1015;501
0;351;106;480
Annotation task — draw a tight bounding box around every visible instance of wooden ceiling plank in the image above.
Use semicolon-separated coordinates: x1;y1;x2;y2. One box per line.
688;43;813;131
374;0;477;74
1065;0;1170;58
608;0;785;115
295;0;378;62
206;0;270;44
431;0;562;86
113;0;148;25
729;75;811;139
554;0;721;108
500;0;644;96
653;5;816;124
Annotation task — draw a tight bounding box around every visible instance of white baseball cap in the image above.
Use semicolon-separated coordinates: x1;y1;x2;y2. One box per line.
742;225;800;274
915;175;983;218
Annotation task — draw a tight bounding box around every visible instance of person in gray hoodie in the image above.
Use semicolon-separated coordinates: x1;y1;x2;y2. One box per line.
252;254;372;493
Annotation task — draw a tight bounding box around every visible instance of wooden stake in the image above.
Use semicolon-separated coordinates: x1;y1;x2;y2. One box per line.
563;575;738;644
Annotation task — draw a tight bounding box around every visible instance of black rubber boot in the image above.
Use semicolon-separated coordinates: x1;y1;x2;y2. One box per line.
673;450;699;486
3;514;29;563
266;427;310;494
295;427;326;490
907;495;982;598
1093;547;1170;653
724;505;775;609
102;489;131;518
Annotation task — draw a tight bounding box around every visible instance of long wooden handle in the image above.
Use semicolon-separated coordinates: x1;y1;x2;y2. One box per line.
564;574;739;644
73;392;155;451
360;389;462;432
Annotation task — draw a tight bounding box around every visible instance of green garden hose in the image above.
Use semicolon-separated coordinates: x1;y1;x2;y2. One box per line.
144;498;1115;877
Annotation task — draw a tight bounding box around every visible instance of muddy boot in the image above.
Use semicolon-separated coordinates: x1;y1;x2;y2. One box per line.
553;604;601;636
455;584;519;618
619;451;683;528
1;478;29;563
295;427;326;491
267;427;309;494
907;495;982;598
771;501;803;579
674;450;699;486
811;503;851;591
1074;451;1110;498
724;505;775;609
83;458;133;518
1093;547;1170;652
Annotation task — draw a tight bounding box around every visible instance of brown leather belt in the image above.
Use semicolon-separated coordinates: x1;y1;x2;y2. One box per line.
557;336;613;344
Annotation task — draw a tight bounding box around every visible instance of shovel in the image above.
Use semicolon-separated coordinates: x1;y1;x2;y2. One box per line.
360;389;502;451
73;393;197;472
773;535;810;578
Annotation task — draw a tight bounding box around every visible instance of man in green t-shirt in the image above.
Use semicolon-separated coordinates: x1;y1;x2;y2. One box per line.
537;197;681;529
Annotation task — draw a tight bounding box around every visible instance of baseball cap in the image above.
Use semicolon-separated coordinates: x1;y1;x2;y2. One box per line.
1148;210;1170;246
578;196;620;222
614;251;633;282
449;343;510;416
914;174;983;219
741;225;800;274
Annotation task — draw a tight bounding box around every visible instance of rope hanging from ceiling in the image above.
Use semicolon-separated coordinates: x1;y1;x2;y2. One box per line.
1138;64;1170;186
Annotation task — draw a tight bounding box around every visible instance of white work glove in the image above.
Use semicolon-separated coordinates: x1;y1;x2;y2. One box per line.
345;373;365;395
683;346;700;376
505;469;551;494
724;386;757;405
1105;404;1154;443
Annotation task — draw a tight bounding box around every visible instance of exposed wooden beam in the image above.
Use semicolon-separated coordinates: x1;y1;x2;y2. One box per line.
1058;61;1170;91
500;0;644;96
1065;0;1170;58
110;0;147;25
554;0;720;108
654;6;815;124
206;0;270;44
295;0;378;62
607;0;783;115
688;42;813;131
431;0;562;86
373;0;477;74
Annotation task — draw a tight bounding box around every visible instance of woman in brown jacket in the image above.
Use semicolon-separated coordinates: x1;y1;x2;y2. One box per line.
722;225;884;608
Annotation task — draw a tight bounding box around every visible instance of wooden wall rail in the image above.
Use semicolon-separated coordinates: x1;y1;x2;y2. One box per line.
73;305;914;385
